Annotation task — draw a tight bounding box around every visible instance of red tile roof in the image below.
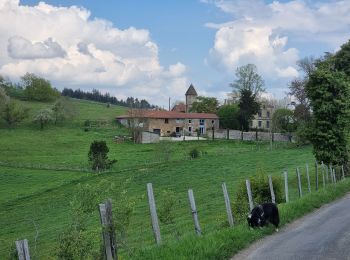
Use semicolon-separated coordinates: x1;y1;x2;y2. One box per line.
117;110;218;119
171;103;186;112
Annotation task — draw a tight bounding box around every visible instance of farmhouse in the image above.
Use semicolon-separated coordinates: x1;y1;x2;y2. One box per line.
117;84;219;136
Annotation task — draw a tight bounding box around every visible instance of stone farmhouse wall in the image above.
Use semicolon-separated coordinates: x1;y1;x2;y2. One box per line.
141;131;160;144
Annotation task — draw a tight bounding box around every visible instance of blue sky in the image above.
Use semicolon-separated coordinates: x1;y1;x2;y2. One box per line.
1;0;350;106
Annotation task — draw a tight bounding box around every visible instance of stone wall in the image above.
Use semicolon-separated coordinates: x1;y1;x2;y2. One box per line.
141;131;160;144
207;129;292;142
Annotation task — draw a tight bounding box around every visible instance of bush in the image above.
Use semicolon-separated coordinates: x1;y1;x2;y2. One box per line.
233;169;283;221
88;141;117;172
158;189;177;224
189;148;200;159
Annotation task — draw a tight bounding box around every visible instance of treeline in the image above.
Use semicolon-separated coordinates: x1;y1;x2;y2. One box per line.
61;88;156;109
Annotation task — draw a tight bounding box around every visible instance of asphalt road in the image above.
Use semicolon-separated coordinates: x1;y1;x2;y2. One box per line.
232;193;350;260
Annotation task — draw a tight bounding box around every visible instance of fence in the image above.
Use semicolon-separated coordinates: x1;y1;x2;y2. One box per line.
207;129;292;142
13;162;347;259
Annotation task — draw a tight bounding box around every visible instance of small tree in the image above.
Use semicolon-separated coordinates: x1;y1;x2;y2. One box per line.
217;104;240;130
33;108;53;130
2;100;29;127
88;141;117;171
52;96;77;125
272;108;295;133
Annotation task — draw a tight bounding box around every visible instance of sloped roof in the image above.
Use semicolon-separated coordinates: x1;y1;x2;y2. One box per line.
185;84;198;96
117;110;218;119
171;103;186;113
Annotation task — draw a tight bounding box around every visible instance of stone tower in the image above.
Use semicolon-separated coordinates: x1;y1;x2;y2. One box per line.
185;84;198;113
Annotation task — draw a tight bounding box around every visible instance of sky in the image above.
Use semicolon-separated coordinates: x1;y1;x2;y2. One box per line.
0;0;350;107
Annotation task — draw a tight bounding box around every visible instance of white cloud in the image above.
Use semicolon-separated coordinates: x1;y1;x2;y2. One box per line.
8;36;66;59
0;0;188;105
204;0;350;94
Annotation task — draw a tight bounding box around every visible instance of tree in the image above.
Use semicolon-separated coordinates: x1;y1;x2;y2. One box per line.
217;104;240;130
0;87;9;112
272;108;295;133
52;97;77;125
189;96;219;113
21;73;60;101
2;100;29;127
127;108;147;143
305;58;349;166
238;89;260;131
230;64;265;96
88;140;117;171
33;108;53;130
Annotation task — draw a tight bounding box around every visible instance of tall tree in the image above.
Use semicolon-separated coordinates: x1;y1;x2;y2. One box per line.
0;87;9;112
21;73;60;101
189;96;219;113
272;108;295;133
238;89;260;131
306;58;350;166
230;64;265;96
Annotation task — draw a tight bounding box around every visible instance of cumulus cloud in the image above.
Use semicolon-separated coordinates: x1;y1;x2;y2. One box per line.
0;0;188;105
8;36;66;59
204;0;350;93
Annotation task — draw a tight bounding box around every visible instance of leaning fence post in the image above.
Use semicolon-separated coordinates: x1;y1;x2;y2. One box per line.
188;189;201;235
245;179;254;211
315;161;319;191
284;170;289;203
326;165;329;183
15;239;30;260
268;175;275;203
306;163;311;193
222;182;234;227
99;199;117;260
296;167;303;198
333;169;337;183
342;165;345;180
147;183;162;245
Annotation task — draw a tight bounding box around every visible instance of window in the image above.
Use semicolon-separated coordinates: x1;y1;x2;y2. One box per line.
267;111;270;118
189;127;192;132
165;118;169;124
266;120;270;128
200;119;205;125
211;120;214;124
258;121;262;127
189;119;192;123
258;110;262;118
176;118;181;123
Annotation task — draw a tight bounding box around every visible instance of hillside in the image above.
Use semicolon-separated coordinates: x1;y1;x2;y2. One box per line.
0;98;318;259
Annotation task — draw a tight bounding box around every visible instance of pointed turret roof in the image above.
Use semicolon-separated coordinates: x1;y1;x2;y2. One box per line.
185;84;198;96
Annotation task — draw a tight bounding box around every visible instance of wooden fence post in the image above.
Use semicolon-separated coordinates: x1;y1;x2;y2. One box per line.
188;189;201;235
315;161;319;191
325;165;329;183
245;179;254;211
333;169;337;183
284;170;289;203
342;165;345;180
296;167;303;198
321;162;326;188
268;175;275;204
222;183;234;227
99;199;117;260
306;163;311;193
147;183;162;245
15;239;30;260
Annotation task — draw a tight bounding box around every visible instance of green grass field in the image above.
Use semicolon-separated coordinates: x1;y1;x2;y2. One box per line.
0;98;341;259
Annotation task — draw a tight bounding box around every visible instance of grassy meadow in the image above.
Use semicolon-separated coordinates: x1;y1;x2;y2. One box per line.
0;98;341;259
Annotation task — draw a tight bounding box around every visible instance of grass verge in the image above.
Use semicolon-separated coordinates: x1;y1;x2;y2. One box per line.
131;178;350;260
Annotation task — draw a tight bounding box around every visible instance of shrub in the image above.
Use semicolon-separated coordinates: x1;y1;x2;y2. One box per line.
84;120;91;132
189;148;200;159
88;141;117;172
158;189;177;224
233;169;283;221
